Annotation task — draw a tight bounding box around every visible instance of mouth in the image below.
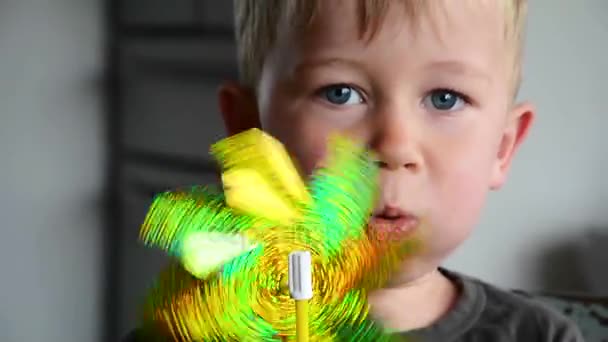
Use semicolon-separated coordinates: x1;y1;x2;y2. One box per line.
368;206;419;242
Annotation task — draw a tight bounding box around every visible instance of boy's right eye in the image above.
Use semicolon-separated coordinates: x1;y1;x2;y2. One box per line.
319;84;364;105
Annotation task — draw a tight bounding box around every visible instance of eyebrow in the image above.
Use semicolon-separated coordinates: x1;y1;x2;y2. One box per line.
293;57;492;84
424;60;492;84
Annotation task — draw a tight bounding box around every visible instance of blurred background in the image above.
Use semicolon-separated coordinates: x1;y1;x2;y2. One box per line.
0;1;605;341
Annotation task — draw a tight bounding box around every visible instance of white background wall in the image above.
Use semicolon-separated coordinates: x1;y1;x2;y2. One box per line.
0;1;605;342
0;0;104;341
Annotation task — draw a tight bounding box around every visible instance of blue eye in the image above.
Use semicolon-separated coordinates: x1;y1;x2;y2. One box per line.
423;89;467;111
321;85;363;105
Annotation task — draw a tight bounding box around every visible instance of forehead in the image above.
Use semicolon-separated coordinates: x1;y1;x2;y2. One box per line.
294;0;506;41
277;0;508;74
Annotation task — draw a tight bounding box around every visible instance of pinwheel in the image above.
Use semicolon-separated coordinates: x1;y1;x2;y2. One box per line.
137;128;419;341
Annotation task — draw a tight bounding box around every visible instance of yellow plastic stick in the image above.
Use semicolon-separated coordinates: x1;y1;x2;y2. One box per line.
295;299;309;342
289;251;312;342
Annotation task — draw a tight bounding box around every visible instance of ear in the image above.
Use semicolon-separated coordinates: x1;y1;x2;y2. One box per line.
217;81;261;136
489;102;535;190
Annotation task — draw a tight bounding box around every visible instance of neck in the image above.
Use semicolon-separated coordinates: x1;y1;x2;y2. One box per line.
368;268;459;332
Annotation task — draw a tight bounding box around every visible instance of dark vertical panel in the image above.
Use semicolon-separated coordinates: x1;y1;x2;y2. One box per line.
102;0;124;340
104;0;237;339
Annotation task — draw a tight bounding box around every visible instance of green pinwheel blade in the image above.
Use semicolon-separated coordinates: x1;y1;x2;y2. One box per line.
299;135;379;258
140;185;267;258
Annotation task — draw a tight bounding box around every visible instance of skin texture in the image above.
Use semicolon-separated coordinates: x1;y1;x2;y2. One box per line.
218;0;534;332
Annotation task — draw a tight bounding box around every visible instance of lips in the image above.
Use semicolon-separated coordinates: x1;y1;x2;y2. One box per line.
368;206;419;242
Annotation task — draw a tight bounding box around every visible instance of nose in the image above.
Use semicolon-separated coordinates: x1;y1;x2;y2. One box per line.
369;108;421;172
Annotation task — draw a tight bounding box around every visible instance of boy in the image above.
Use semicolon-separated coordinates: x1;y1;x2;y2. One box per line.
126;0;583;340
216;0;583;341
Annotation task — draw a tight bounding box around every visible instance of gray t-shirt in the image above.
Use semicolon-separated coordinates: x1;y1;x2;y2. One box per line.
400;269;585;342
124;269;584;341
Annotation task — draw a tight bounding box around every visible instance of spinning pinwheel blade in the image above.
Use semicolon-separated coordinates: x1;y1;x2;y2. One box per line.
138;128;418;341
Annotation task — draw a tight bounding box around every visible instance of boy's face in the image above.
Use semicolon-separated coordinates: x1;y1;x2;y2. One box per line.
220;0;533;281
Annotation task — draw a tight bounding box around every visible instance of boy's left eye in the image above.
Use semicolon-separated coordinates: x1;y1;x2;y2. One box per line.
319;84;364;105
423;89;468;111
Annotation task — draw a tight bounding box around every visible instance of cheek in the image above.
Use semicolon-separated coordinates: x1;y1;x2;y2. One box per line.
426;147;496;255
441;169;489;227
432;126;501;224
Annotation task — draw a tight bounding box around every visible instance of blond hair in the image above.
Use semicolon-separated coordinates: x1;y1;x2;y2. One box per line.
234;0;528;97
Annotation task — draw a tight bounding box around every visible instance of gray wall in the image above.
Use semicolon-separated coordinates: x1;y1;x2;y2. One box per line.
0;0;103;341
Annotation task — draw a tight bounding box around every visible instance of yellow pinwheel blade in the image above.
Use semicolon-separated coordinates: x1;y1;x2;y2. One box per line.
222;168;301;225
211;129;311;216
181;231;258;279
